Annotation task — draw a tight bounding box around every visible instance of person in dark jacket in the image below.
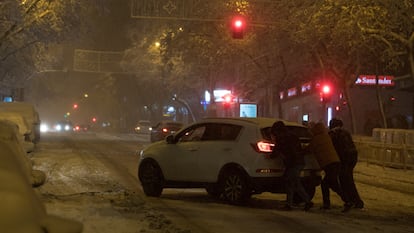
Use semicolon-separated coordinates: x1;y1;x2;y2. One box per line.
329;118;364;209
271;121;313;211
309;122;353;212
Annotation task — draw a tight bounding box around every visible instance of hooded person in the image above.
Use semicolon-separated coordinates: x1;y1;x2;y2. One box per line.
270;121;313;211
329;118;364;209
309;122;352;212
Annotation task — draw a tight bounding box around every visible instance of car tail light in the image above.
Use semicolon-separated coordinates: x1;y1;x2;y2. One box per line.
252;141;274;153
162;128;168;133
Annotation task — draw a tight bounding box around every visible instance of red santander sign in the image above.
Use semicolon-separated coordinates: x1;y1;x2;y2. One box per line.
355;75;395;86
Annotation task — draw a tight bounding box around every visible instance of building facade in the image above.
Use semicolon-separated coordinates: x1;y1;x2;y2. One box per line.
278;76;413;135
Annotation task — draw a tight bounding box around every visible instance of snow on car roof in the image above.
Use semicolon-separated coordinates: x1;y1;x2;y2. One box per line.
0;102;40;123
0;112;31;135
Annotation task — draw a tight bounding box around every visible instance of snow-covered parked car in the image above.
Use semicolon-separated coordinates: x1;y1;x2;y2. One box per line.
0;120;45;187
0;113;35;153
138;117;322;204
0;101;41;143
0;120;82;233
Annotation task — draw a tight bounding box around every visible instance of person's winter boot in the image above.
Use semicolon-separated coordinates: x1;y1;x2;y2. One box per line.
282;204;292;211
354;200;364;209
320;201;331;210
304;202;314;211
342;202;353;213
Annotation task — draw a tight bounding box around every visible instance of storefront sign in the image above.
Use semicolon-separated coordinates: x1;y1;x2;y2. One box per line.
355;75;395;86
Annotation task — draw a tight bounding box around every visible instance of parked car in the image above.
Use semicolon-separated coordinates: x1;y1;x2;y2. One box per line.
138;117;321;205
134;120;152;134
0;101;40;143
150;121;184;142
0;120;83;233
0;113;35;153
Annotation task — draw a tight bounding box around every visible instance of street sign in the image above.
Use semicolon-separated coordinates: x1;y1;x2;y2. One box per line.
131;0;219;20
130;0;280;24
73;49;124;73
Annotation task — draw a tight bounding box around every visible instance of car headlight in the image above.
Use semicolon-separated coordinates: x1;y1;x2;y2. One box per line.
40;123;49;133
55;124;62;131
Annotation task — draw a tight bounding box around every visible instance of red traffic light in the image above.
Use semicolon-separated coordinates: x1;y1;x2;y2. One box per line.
224;95;232;103
223;94;233;103
231;16;245;39
322;85;331;94
319;84;333;103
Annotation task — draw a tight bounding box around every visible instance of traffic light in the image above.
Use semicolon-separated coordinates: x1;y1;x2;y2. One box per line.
223;94;233;104
320;84;332;103
231;16;245;39
222;94;234;111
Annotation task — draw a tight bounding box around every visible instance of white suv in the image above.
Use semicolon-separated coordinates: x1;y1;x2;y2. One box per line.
138;117;321;204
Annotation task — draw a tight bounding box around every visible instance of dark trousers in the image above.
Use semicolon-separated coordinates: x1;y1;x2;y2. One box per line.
321;162;350;206
285;164;310;206
339;160;363;206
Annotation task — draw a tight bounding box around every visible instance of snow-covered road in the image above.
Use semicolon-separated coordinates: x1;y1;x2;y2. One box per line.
32;132;414;233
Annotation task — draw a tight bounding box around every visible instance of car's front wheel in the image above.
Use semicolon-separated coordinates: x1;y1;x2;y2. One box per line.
219;169;251;205
138;160;164;197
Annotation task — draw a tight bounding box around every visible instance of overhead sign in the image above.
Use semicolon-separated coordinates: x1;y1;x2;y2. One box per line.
73;49;124;73
130;0;281;24
355;75;395;86
131;0;219;20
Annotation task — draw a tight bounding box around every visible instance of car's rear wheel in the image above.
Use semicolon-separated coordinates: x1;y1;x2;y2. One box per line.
219;169;251;205
138;160;164;197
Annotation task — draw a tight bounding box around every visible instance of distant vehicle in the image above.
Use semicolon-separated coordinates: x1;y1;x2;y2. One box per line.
138;117;322;205
134;120;152;134
54;120;73;132
73;124;90;132
150;121;184;142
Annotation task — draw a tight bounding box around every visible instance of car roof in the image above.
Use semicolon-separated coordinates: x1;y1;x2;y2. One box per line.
199;117;305;128
0;102;40;123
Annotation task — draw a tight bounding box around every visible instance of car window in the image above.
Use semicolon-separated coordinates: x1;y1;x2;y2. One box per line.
179;125;206;142
217;124;241;140
201;123;241;141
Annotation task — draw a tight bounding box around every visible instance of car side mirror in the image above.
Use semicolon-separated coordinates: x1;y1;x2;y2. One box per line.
166;135;175;144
